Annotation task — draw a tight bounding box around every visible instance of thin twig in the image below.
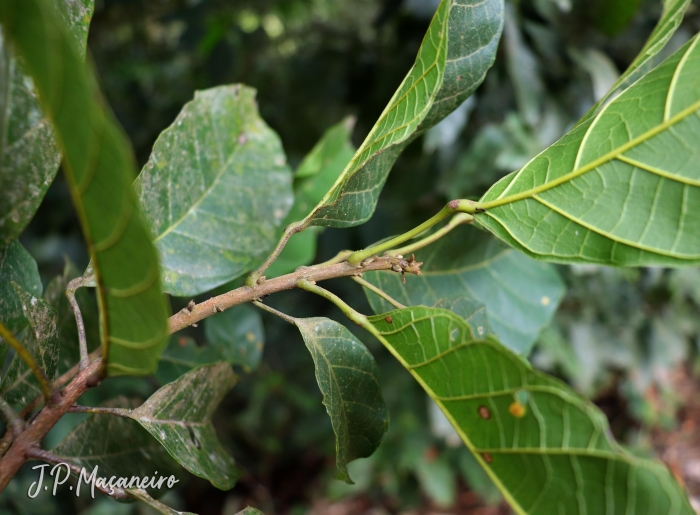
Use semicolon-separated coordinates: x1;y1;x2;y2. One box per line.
0;321;54;402
67;405;133;418
66;276;89;370
296;279;368;327
346;200;478;265
0;397;24;437
351;276;406;310
387;212;474;257
168;254;421;334
246;222;303;286
252;301;298;325
26;448;128;500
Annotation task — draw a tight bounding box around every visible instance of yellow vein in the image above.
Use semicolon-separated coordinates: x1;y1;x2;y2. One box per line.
478;97;700;211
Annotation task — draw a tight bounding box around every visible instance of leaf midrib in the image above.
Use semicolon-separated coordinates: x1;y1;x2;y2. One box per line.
478;97;700;211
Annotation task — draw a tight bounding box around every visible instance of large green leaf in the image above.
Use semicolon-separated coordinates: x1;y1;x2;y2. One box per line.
0;240;41;335
135;85;293;296
156;335;221;385
476;35;700;266
267;117;355;278
366;306;693;514
363;226;564;354
129;363;241;490
52;398;182;497
0;0;171;376
1;283;59;407
297;0;504;229
0;0;93;246
296;317;389;484
581;0;691;125
204;304;265;372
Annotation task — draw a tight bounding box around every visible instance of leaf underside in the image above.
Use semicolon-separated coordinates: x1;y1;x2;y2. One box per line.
0;240;41;335
368;306;694;514
136;84;293;296
477;35;700;267
579;0;691;126
363;226;564;354
296;317;389;484
300;0;504;229
0;0;170;376
129;363;241;490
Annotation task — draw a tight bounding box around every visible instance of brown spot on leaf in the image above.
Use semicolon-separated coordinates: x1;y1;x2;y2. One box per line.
384;316;393;324
478;405;491;420
482;452;493;464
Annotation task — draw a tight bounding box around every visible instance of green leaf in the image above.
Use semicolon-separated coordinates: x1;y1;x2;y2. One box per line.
156;336;221;385
127;489;197;515
0;0;93;246
477;35;700;266
367;306;694;514
0;240;41;335
267;117;355;277
52;398;182;497
581;0;691;125
363;226;564;354
234;509;264;515
298;0;504;229
129;363;241;490
295;317;389;484
1;282;59;406
0;0;171;376
204;304;265;372
135;85;293;296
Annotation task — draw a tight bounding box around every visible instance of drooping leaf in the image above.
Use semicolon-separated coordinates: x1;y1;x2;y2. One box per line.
580;0;691;125
296;317;389;484
135;85;293;296
297;0;504;229
363;226;564;354
129;363;241;490
52;398;182;497
366;306;694;514
476;35;700;266
267;117;355;277
0;0;94;246
1;282;59;406
204;304;264;372
0;240;41;335
0;0;171;376
127;489;197;515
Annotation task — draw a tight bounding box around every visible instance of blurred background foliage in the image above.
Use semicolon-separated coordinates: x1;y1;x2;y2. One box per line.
5;0;700;513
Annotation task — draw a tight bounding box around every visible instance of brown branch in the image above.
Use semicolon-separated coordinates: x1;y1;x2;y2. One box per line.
168;255;421;334
0;359;101;491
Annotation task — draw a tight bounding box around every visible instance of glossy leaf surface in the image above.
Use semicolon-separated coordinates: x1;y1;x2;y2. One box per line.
136;85;293;296
129;363;241;490
0;0;93;246
368;306;694;514
363;226;563;354
296;317;389;484
477;36;700;266
0;0;170;376
300;0;504;229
